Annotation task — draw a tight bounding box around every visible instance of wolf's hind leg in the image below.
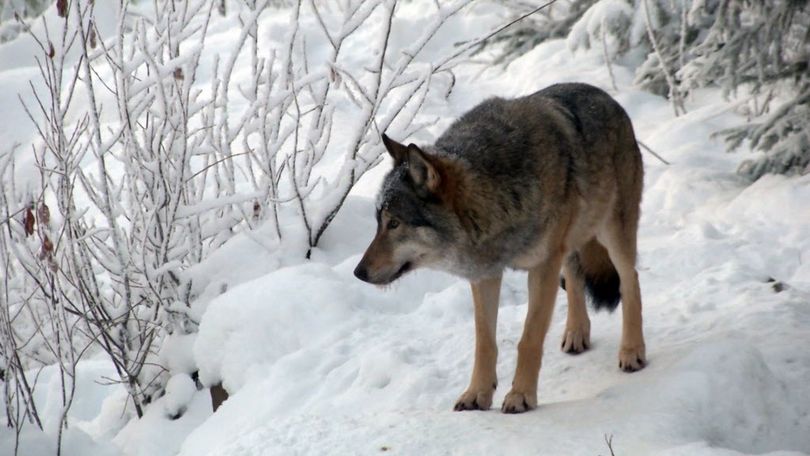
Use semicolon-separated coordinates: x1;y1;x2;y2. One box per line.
502;251;564;414
560;260;591;354
599;223;646;372
454;274;502;411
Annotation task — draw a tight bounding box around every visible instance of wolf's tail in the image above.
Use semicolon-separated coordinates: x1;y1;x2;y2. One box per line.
562;239;621;312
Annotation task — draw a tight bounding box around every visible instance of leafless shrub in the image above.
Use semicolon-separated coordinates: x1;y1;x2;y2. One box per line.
1;0;482;449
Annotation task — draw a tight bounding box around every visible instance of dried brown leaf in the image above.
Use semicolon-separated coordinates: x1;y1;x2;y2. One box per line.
56;0;68;18
24;208;35;236
89;22;97;49
38;203;50;225
40;234;54;261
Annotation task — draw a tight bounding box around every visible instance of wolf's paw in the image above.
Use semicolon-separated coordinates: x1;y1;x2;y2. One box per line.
561;325;590;354
453;385;495;411
500;390;537;414
618;344;646;372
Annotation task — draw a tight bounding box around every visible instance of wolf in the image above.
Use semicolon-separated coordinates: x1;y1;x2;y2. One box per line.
354;82;646;414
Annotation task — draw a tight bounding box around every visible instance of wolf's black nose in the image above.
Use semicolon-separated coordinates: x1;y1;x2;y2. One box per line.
354;264;369;282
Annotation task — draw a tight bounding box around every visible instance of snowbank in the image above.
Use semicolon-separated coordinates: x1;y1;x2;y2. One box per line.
178;35;810;456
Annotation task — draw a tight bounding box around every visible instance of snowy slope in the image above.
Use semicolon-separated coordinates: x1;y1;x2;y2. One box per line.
2;2;810;456
174;41;810;456
123;118;810;454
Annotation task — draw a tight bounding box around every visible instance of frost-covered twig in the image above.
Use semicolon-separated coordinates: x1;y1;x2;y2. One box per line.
641;0;684;116
0;5;97;451
601;16;617;92
438;0;559;71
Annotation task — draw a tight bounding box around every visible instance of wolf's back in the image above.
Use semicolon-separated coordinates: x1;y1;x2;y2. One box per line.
433;83;642;299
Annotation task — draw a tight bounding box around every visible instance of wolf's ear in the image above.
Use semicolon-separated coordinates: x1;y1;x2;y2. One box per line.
382;133;409;164
406;145;441;195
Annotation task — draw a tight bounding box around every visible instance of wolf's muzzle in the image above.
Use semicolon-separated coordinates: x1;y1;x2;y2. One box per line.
353;264;370;282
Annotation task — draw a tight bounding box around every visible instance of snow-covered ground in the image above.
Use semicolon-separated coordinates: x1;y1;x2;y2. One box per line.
2;2;810;456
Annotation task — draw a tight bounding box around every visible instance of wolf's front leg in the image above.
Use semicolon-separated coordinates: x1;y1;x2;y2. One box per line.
454;274;502;411
502;252;563;413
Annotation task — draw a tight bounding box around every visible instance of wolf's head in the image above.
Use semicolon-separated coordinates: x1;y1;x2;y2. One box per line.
354;134;457;285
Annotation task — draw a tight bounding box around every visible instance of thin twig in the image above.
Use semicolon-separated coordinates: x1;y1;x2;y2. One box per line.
641;0;685;116
638;140;670;165
436;0;558;72
601;17;618;92
604;434;616;456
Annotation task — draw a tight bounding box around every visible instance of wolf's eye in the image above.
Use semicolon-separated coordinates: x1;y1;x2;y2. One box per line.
387;219;400;230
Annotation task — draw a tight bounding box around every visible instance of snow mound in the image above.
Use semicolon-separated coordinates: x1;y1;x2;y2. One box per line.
195;263;372;391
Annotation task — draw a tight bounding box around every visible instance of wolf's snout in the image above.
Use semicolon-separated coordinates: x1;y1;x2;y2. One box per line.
353;263;370;282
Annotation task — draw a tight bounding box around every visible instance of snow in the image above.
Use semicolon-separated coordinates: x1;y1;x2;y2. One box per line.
112;383;211;456
162;375;198;419
178;164;810;456
2;1;810;456
567;0;635;56
0;359;122;456
160;334;200;376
